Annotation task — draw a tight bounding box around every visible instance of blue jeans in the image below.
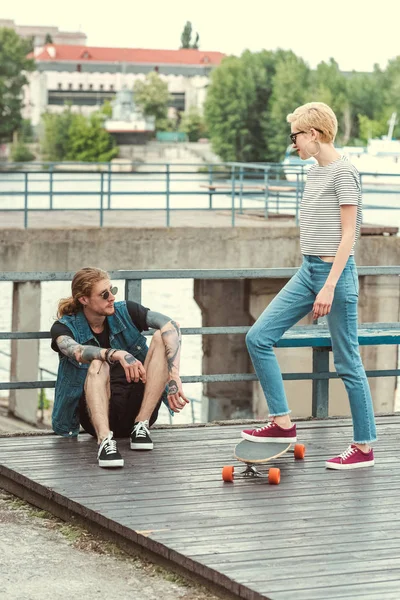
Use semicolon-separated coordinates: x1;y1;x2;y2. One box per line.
246;255;377;444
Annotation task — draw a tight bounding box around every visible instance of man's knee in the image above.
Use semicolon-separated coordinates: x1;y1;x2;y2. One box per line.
86;360;110;380
151;330;163;345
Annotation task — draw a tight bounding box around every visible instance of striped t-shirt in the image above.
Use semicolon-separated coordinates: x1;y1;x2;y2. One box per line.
300;156;362;256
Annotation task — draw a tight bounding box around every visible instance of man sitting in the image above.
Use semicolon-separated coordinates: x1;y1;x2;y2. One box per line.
50;266;188;468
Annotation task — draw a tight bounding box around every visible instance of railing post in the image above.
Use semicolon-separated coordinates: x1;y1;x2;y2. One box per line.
99;171;104;227
166;164;170;227
231;165;236;227
24;172;29;228
107;162;112;209
239;166;244;214
312;347;330;418
208;165;213;209
264;167;269;219
49;164;53;210
125;279;142;303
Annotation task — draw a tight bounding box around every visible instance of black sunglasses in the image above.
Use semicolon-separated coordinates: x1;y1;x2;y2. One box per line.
100;286;118;300
289;128;323;145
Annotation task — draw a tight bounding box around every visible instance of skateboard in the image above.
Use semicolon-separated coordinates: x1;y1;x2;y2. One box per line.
222;440;306;485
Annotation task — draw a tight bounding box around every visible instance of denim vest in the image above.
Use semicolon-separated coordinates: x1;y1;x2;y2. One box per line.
52;301;170;437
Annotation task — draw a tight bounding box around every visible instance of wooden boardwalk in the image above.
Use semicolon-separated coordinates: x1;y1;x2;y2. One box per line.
1;417;400;600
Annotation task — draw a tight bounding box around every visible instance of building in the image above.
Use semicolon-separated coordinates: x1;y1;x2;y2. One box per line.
0;19;86;46
23;44;226;126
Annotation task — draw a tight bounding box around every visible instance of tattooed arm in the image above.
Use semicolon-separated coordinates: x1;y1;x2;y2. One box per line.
55;336;146;384
56;335;106;363
146;311;188;411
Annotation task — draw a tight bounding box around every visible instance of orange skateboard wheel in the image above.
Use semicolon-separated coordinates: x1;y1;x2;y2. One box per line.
294;443;306;460
222;465;234;482
268;467;280;485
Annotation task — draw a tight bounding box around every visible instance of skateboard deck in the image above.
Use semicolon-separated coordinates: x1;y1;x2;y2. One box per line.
234;440;292;464
222;439;306;485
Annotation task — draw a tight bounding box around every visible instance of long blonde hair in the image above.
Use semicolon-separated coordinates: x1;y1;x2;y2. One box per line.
57;267;109;318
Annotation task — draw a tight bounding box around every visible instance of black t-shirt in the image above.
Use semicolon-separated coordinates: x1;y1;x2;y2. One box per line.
50;301;149;354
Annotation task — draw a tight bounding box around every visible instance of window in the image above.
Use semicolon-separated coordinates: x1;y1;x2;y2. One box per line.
58;83;62;90
79;84;83;90
110;84;114;91
89;84;93;90
99;84;104;90
68;83;73;90
77;64;81;72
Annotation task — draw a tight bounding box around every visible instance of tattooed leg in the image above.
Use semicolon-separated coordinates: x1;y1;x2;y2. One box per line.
135;330;168;423
84;360;111;443
161;320;182;377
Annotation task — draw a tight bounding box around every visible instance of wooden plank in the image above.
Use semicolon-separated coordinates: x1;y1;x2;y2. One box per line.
1;419;400;600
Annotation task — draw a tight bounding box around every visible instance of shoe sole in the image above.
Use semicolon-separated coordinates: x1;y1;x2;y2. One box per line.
241;431;297;443
98;459;124;468
325;460;375;470
130;443;154;450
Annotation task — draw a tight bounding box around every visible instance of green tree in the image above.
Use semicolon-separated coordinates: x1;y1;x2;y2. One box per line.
19;118;35;142
133;72;170;129
44;33;53;44
205;49;304;162
179;106;207;141
180;21;200;49
0;28;34;141
309;59;350;144
357;114;388;143
41;107;76;161
267;50;311;159
10;141;35;162
346;67;385;143
100;100;113;118
66;112;118;162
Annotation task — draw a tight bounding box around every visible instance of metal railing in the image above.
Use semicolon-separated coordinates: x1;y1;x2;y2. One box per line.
1;161;399;228
1;267;399;421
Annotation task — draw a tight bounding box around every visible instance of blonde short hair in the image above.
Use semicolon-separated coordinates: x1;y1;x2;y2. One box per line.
286;102;338;143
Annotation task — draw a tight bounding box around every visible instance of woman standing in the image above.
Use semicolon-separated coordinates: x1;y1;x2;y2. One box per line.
242;102;376;469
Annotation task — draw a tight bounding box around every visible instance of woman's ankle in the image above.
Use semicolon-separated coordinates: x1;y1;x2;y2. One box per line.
354;443;371;453
273;415;292;429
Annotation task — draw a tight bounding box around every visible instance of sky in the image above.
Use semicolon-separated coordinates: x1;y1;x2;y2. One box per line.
2;0;400;72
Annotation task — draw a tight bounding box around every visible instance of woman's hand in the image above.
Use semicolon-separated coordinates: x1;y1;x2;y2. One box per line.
113;350;146;383
167;376;189;413
313;284;335;319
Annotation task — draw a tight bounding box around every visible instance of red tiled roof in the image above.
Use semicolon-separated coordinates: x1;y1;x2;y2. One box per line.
29;44;225;66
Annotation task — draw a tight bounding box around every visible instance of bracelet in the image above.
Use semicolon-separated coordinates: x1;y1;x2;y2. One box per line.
104;348;113;365
105;348;117;365
108;349;117;364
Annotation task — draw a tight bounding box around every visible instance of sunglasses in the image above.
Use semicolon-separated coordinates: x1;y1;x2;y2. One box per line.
289;128;323;145
100;286;118;300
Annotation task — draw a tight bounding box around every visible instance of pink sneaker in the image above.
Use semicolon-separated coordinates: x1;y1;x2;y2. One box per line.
325;444;374;470
241;421;297;443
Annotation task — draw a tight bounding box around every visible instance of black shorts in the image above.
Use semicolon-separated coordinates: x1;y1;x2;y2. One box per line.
79;364;162;438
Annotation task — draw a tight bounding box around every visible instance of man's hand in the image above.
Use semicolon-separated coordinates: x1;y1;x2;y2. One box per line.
313;284;335;319
113;350;146;384
167;376;189;413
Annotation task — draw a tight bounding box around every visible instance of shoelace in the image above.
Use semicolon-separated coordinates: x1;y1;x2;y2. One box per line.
133;420;150;438
101;434;118;455
256;422;276;433
339;445;356;460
